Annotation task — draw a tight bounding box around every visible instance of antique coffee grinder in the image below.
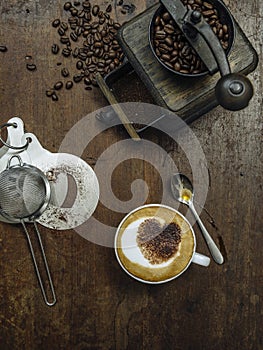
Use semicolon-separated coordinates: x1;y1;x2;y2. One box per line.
96;0;258;137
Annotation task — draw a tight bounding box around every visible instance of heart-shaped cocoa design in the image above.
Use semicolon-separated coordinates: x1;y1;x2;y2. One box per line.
136;218;181;264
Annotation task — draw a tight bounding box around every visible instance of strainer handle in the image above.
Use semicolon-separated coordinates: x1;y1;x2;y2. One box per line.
7;155;24;169
21;221;56;306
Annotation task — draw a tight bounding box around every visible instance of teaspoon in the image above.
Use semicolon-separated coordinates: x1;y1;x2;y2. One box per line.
171;173;224;265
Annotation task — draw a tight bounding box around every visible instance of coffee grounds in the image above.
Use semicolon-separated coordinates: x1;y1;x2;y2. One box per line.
137;218;181;264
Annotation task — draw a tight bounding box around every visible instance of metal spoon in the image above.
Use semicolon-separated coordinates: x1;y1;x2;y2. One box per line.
171;173;224;265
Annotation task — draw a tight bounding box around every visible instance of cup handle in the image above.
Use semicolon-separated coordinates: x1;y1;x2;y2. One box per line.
192;252;210;267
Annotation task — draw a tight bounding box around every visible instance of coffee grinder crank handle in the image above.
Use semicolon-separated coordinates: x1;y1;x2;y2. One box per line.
183;10;254;111
160;0;254;111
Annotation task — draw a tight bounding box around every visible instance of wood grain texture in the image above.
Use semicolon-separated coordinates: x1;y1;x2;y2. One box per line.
0;0;262;349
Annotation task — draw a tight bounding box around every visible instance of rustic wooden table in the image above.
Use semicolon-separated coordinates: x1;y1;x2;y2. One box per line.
0;0;262;349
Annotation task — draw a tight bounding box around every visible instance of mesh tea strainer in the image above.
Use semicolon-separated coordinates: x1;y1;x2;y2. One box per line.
0;155;56;306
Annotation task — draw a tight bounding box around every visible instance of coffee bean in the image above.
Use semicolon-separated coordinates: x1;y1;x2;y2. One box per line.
164;37;173;46
26;63;37;71
85;86;92;90
164;24;175;34
223;24;228;34
87;64;96;73
174;62;180;71
78;52;87;60
64;2;72;11
73;74;83;83
82;1;91;10
73;47;79;57
70;7;78;16
92;5;99;16
74;1;80;6
70;32;78;41
58;27;65;36
61;68;69;77
202;10;214;17
155;30;166;40
84;77;91;85
52;92;58;101
65;81;74;89
75;26;83;36
203;1;213;9
62;48;71;57
76;60;83;69
51;44;59;54
162;12;171;22
60;36;70;44
161;54;171;61
46;90;53;97
0;45;7;52
61;22;68;31
54;81;63;90
106;4;112;12
52;19;60;28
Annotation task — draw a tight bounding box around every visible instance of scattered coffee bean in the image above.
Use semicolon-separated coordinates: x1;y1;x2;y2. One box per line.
61;68;70;77
82;1;91;9
52;19;60;28
51;92;59;101
58;27;65;36
65;81;74;89
84;77;91;85
85;86;92;90
60;36;70;44
0;45;8;52
92;5;100;16
54;81;63;90
64;2;72;11
26;63;37;71
106;4;112;13
76;60;83;69
74;1;80;6
70;7;78;16
46;90;54;97
73;74;83;83
61;22;69;31
70;32;78;41
62;48;71;57
51;44;59;55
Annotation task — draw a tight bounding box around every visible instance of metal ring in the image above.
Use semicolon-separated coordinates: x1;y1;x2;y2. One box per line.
0;122;30;150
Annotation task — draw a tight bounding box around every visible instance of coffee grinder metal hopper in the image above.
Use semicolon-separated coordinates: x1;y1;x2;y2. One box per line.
95;0;258;139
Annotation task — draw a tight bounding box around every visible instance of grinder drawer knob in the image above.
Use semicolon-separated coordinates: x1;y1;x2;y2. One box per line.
215;73;253;111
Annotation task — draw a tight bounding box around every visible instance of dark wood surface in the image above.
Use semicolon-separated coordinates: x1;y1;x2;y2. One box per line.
0;0;262;349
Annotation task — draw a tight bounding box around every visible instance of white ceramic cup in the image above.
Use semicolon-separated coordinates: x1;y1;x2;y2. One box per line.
115;204;210;284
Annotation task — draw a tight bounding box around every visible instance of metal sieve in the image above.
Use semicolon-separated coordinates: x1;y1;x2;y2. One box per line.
0;155;56;306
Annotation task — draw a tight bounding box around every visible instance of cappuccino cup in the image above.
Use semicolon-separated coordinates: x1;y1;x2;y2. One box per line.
115;204;210;284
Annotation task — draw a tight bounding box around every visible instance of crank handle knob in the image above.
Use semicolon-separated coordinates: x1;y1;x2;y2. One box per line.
215;73;254;111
